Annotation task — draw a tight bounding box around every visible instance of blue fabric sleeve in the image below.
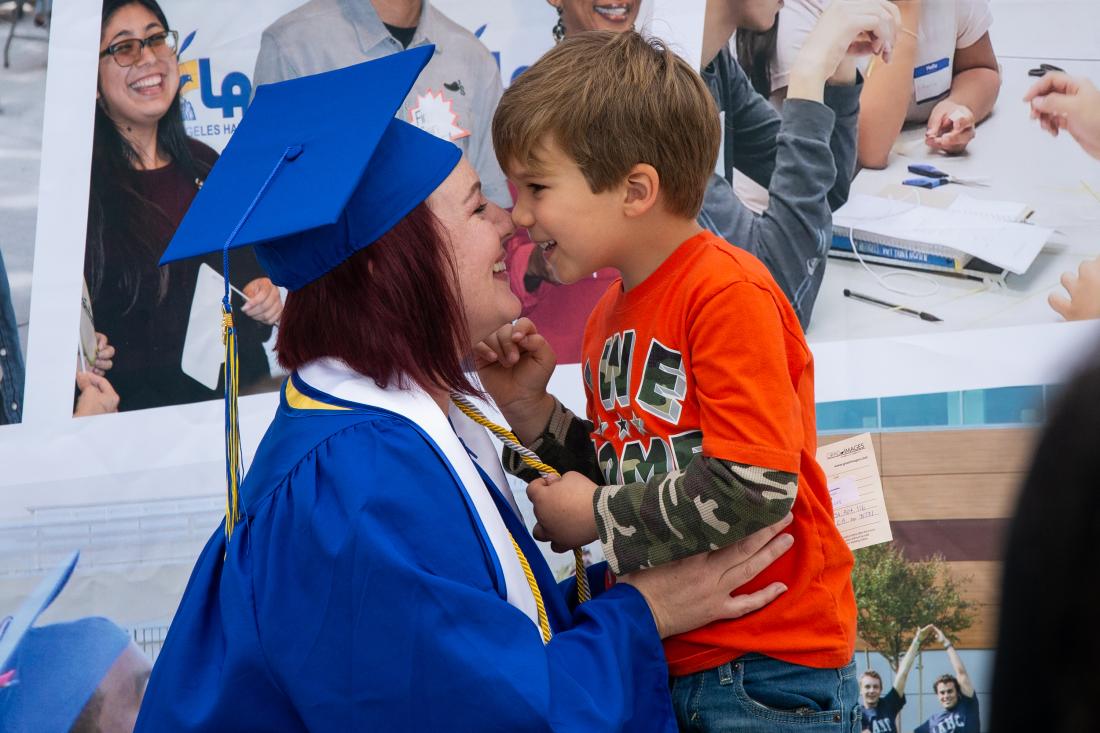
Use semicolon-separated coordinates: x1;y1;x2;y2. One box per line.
249;421;675;732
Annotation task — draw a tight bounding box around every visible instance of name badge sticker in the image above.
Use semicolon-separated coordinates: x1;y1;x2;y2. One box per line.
913;56;951;105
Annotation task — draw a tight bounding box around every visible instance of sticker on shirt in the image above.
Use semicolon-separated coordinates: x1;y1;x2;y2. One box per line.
913;57;951;105
408;89;470;142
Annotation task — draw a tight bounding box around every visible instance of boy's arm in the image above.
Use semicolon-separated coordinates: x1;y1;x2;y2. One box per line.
593;456;796;575
502;397;603;484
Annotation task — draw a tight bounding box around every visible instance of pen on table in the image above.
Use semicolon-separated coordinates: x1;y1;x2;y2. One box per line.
843;289;943;322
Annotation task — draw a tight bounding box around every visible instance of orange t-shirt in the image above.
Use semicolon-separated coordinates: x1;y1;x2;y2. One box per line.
580;230;856;676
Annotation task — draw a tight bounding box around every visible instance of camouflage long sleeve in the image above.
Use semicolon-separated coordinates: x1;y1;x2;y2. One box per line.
504;397;798;575
502;397;604;483
594;456;797;575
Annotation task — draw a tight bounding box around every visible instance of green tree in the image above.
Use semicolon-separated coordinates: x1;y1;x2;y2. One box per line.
852;542;976;671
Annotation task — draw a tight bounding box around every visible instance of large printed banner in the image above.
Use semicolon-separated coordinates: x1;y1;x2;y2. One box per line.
0;0;709;627
0;0;1098;642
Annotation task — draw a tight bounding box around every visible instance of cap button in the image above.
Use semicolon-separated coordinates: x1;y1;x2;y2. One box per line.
285;144;304;161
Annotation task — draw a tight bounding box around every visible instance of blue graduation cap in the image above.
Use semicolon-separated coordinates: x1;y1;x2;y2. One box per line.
161;43;461;290
159;45;461;542
0;552;132;733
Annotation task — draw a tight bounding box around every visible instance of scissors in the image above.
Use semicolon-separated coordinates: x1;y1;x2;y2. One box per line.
903;163;990;188
1028;62;1065;77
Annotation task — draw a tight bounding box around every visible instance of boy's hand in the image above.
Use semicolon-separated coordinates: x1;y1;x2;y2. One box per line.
475;318;558;441
528;472;599;552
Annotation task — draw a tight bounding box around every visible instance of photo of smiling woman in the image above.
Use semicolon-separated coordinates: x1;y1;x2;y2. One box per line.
78;0;283;416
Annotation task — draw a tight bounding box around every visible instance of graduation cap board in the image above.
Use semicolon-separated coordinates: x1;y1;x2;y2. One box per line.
159;45;461;542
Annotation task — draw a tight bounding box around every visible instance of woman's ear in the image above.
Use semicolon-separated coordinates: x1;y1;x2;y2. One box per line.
622;163;659;218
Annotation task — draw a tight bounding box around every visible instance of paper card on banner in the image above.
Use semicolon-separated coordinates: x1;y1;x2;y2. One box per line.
181;262;226;390
817;433;892;551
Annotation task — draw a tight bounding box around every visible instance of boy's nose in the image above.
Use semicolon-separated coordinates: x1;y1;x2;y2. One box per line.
510;196;534;229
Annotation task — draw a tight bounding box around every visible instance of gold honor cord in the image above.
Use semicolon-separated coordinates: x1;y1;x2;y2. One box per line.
450;395;593;613
509;535;553;644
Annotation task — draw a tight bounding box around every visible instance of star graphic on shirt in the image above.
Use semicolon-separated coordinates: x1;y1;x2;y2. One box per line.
616;417;631;440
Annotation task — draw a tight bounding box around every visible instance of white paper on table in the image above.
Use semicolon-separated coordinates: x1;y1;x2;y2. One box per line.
181;262;227;391
817;432;892;551
947;194;1033;223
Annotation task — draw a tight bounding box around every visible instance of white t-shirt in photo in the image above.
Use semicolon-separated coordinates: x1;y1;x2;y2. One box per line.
771;0;993;122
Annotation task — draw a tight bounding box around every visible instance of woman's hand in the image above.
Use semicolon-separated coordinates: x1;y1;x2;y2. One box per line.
528;472;599;552
1025;72;1100;160
926;100;976;154
619;514;794;639
791;0;900;100
241;278;283;325
74;371;120;416
92;332;115;376
475;318;557;443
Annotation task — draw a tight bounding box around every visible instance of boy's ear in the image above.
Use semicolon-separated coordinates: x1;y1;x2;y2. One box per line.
622;163;660;218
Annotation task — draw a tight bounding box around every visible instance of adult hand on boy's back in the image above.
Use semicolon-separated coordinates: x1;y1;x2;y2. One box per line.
529;472;599;552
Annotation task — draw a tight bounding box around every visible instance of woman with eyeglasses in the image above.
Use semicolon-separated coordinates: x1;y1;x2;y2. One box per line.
81;0;282;414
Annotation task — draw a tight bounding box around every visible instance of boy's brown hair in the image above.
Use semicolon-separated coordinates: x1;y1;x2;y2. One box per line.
493;30;719;218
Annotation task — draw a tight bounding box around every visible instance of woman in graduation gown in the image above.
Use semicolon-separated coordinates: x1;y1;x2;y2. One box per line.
134;47;794;732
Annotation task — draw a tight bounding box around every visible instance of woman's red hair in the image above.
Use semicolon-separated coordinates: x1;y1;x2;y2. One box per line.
276;202;477;396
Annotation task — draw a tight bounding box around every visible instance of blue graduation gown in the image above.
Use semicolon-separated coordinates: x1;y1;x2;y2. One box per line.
135;374;675;732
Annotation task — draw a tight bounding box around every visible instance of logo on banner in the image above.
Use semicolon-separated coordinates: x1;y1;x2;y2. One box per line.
176;31;253;143
408;89;470;142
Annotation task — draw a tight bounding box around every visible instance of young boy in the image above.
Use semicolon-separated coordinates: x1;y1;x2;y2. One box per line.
480;31;858;731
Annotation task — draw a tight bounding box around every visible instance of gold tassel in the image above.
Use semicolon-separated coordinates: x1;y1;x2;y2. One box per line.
222;306;243;542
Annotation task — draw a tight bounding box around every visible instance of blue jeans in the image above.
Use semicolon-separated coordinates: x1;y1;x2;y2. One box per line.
671;654;859;733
